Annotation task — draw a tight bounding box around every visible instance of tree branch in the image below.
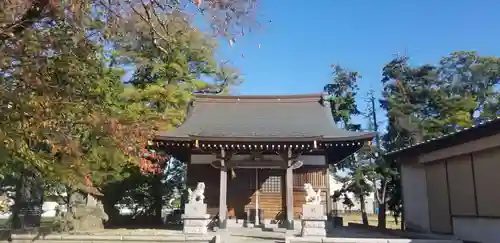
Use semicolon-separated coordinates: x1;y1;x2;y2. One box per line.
0;0;51;42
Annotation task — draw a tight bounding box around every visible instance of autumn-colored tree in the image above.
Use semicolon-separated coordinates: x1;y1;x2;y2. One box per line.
97;12;243;224
0;0;254;229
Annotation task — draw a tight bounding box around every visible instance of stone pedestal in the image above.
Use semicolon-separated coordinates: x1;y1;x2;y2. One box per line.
182;203;210;235
300;204;327;237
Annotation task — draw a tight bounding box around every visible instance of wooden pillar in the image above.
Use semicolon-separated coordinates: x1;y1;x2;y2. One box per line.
285;147;294;230
255;168;260;225
218;148;228;229
325;164;332;217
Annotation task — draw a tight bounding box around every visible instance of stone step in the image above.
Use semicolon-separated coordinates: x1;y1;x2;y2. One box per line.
285;236;463;243
8;234;219;243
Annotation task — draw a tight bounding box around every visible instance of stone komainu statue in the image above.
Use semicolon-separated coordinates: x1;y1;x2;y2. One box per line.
304;183;322;205
54;187;108;232
187;182;205;204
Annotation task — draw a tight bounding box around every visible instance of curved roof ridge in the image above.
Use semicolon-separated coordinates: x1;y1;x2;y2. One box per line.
156;92;376;142
194;93;324;103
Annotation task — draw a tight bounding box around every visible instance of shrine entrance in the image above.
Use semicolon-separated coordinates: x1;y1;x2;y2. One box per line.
156;93;375;229
227;168;286;223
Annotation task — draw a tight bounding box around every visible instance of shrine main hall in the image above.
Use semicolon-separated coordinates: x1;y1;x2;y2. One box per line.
155;93;375;229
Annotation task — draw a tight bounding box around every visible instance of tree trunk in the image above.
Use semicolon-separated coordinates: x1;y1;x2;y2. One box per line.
359;194;369;226
12;171;44;229
152;174;163;225
401;208;405;231
10;177;23;229
377;202;386;229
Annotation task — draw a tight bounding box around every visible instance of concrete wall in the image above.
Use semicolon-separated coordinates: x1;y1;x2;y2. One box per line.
400;159;430;233
453;217;500;243
401;132;500;243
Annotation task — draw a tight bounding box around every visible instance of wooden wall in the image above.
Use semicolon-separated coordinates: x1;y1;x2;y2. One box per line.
471;147;500;217
227;168;255;219
187;164;328;221
292;166;328;219
244;169;285;220
425;161;452;234
424;146;500;234
186;164;220;217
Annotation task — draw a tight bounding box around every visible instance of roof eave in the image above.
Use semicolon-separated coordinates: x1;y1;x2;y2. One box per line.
385;117;500;160
155;133;191;141
155;133;376;143
322;132;377;142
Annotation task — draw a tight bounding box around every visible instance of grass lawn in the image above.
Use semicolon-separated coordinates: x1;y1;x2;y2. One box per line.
340;213;401;229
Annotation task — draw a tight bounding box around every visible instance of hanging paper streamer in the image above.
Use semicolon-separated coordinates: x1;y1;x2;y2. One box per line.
229;38;235;47
241;53;245;58
258;44;261;49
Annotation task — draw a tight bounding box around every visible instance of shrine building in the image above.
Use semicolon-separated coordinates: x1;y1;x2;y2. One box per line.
155;94;375;229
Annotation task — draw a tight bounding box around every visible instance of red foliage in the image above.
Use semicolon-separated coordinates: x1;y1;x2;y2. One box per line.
85;118;167;186
84;174;92;186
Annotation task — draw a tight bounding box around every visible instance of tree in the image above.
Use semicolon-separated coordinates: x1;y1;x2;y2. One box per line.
324;65;373;225
0;0;253;228
0;0;259;43
324;65;361;130
360;90;395;229
100;11;243;224
438;51;500;121
324;65;362;170
334;161;374;226
380;52;500;230
0;0;250;178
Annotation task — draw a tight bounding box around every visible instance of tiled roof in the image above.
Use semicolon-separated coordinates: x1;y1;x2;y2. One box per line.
156;94;375;142
386;116;500;156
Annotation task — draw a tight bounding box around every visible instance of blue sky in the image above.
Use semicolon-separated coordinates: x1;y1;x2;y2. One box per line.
211;0;500;128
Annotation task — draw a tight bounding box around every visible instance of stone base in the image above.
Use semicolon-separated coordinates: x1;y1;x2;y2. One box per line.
300;204;326;237
300;219;326;237
182;215;210;234
182;203;210;235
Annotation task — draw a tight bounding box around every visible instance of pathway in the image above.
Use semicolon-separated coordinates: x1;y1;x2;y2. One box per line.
215;225;405;243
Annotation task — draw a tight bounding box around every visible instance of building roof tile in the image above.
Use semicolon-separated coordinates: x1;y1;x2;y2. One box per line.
386;116;500;157
156;94;375;142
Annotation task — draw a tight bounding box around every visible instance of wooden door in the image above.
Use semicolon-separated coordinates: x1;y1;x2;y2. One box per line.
227;169;255;219
226;169;286;221
426;162;453;234
258;169;285;221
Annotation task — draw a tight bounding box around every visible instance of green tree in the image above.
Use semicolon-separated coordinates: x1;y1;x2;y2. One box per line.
334;162;374;226
324;65;361;130
324;65;373;225
324;65;362;170
438;51;500;121
108;12;242;223
380;52;500;230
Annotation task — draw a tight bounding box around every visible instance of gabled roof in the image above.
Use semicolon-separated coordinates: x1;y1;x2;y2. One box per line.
156;94;375;142
385;116;500;158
